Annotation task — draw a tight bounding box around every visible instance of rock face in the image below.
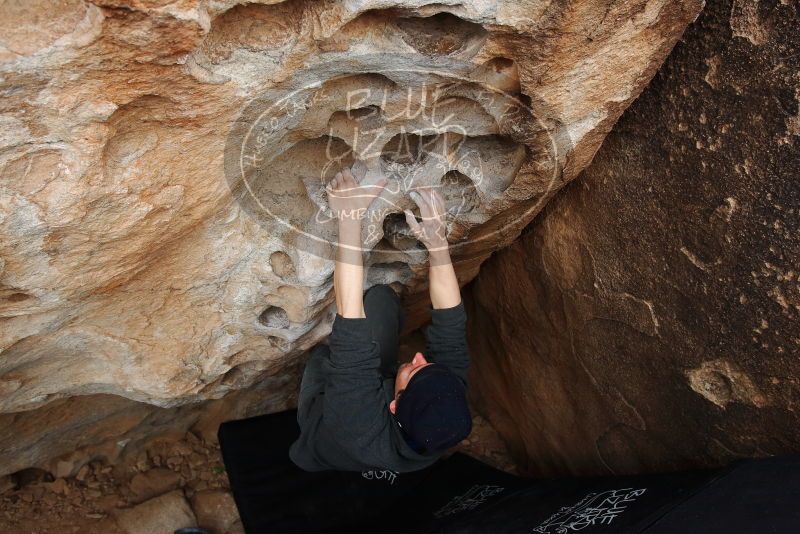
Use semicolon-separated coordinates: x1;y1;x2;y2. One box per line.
467;0;800;477
0;0;701;473
0;363;301;477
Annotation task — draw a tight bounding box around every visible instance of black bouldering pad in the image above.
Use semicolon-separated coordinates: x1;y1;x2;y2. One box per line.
218;410;800;533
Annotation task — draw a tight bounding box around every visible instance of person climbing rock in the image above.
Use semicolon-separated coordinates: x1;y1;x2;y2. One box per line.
289;167;472;472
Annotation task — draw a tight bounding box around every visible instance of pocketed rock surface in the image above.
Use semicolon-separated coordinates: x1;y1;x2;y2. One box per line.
0;0;701;472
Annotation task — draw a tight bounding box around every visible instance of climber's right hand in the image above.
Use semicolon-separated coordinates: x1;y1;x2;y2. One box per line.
404;187;449;253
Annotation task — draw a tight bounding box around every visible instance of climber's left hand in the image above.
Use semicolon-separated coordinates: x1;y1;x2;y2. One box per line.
326;167;388;223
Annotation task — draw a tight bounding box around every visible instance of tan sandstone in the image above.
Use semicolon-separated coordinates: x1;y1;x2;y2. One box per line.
0;0;701;473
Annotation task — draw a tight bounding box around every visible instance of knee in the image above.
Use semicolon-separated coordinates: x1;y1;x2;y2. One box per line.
366;283;400;302
310;344;328;357
305;345;329;370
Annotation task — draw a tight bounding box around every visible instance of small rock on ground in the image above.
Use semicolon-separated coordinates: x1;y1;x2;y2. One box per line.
113;490;197;534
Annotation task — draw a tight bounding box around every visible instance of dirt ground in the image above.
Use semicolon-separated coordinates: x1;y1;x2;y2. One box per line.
0;429;234;534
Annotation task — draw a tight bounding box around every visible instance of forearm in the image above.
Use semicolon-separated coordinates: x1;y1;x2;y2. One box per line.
334;219;365;318
428;248;461;309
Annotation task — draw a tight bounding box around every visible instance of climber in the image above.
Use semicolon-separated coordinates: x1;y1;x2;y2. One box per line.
288;167;472;472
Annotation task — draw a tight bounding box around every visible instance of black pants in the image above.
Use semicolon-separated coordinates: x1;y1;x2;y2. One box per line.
298;285;404;422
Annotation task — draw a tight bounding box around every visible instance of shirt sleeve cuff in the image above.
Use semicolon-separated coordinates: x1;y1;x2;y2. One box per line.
429;300;466;325
331;314;373;343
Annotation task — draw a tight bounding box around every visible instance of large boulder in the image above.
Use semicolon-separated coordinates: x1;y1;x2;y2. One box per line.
0;0;701;473
466;0;800;477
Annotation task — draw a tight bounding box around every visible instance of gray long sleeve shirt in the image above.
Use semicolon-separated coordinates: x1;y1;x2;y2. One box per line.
289;301;469;473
